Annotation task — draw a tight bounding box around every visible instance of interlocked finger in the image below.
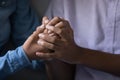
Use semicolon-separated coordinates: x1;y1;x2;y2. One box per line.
42;16;49;24
46;25;62;35
55;21;65;29
47;17;61;26
37;39;57;50
36;52;56;60
38;33;57;43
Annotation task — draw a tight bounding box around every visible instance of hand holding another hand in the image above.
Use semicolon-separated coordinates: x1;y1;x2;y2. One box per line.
36;17;81;64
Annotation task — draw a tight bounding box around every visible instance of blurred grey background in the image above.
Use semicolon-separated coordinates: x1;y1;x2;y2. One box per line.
32;0;50;19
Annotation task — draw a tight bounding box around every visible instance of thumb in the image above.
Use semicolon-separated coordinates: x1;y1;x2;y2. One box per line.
27;25;45;42
36;24;45;34
42;16;49;25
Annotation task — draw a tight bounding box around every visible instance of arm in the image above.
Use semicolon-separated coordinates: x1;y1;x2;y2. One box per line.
43;42;120;77
45;60;75;80
10;0;41;69
73;47;120;76
0;47;31;79
37;18;120;77
0;25;46;79
37;17;76;80
41;0;75;79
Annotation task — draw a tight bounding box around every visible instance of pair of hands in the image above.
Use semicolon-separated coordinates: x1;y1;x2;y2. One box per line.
23;17;80;64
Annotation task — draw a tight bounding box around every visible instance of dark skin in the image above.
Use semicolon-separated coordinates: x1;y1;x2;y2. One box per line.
45;60;75;80
36;16;120;79
38;17;75;80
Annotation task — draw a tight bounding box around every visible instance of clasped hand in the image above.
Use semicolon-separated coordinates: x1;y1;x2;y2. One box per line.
23;16;80;64
36;17;80;64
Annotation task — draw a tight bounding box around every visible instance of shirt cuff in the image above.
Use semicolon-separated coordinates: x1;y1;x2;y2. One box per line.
7;46;31;72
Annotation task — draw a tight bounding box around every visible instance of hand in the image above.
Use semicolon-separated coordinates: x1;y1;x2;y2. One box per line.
35;16;64;59
22;24;49;60
36;18;81;64
38;16;63;52
22;17;61;60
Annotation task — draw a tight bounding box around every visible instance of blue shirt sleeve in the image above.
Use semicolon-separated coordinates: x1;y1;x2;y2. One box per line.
0;46;31;79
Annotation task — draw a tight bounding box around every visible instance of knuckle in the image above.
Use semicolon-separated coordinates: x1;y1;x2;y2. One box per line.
54;16;60;20
60;21;64;26
57;29;62;34
59;21;65;28
39;33;47;39
41;41;46;46
46;25;54;31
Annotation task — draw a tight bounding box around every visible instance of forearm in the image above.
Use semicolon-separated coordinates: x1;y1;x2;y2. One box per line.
0;46;31;78
45;59;75;80
78;47;120;76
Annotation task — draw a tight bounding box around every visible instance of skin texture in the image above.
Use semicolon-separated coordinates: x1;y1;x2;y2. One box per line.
35;16;120;79
22;17;59;60
36;17;80;63
21;17;75;80
37;17;76;80
22;24;46;60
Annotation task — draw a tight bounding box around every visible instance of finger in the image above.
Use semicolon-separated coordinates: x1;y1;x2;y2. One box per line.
44;29;48;34
60;19;73;33
38;33;61;45
62;20;74;38
43;17;61;34
47;17;61;26
39;33;57;43
49;33;56;37
55;20;73;40
57;18;71;29
33;25;45;40
44;28;53;34
36;24;45;34
36;43;55;53
37;39;57;50
42;16;49;25
47;29;53;34
46;25;62;35
42;16;53;34
36;52;56;60
29;31;40;40
37;47;52;53
55;21;65;29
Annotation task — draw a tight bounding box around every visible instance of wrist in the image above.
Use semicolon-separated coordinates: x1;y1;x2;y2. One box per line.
22;45;32;60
